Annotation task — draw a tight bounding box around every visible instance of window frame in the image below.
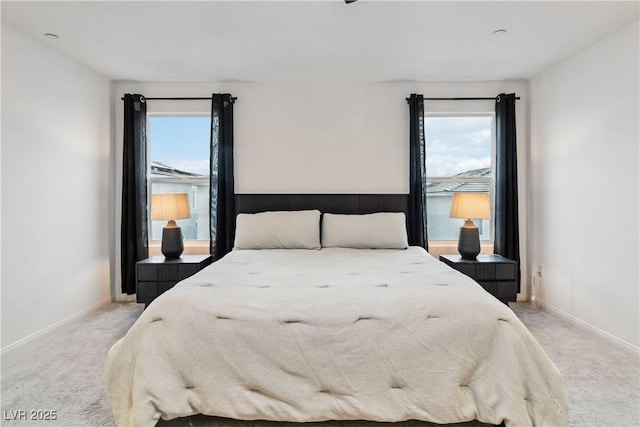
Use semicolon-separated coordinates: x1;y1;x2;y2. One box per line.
146;113;212;246
424;112;496;244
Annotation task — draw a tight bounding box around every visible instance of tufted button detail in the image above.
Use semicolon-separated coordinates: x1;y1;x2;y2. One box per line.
282;319;304;324
317;284;329;288
200;283;212;287
375;283;389;287
354;316;374;323
216;315;231;320
498;318;508;322
151;317;162;322
257;285;271;288
436;283;448;286
426;314;439;319
390;379;406;390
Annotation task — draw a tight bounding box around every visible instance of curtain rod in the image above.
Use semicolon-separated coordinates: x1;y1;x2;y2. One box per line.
407;96;520;101
120;96;237;102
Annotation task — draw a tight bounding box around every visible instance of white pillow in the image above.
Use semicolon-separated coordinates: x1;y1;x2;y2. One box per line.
234;210;321;250
321;212;408;249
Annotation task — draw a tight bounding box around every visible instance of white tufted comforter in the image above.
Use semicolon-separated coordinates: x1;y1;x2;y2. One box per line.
106;248;567;427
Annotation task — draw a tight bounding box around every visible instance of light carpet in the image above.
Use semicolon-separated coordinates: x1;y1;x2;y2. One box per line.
1;302;638;427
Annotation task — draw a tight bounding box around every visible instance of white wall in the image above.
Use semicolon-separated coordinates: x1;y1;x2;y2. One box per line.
529;21;639;349
1;24;112;349
111;80;529;300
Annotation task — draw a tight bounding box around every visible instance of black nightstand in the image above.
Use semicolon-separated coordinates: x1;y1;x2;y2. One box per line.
439;254;518;305
136;254;213;307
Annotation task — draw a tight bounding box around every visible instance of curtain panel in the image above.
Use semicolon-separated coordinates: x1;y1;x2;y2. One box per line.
495;93;521;291
121;94;149;295
407;94;428;250
210;94;236;260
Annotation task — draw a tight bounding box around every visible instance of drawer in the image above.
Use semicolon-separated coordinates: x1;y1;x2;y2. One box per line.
137;281;157;300
158;265;179;281
475;264;495;280
178;264;200;280
455;264;475;278
137;265;157;281
496;263;516;280
496;280;517;299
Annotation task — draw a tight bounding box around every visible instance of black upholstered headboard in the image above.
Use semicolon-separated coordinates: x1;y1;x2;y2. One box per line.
235;194;409;215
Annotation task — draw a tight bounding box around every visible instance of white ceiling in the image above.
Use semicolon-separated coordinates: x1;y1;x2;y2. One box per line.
2;1;638;83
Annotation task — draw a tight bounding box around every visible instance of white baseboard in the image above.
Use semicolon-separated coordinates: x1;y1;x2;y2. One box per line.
1;297;111;353
535;299;639;354
115;294;136;303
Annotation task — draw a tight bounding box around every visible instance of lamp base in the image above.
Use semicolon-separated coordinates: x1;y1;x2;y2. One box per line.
161;226;184;259
458;220;480;260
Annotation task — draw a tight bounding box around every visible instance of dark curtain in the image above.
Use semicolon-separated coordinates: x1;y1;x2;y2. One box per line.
495;93;521;291
121;94;148;295
210;94;236;260
407;94;428;249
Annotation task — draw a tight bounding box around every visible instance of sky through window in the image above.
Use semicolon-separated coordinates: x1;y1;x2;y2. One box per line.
149;116;210;176
424;116;493;177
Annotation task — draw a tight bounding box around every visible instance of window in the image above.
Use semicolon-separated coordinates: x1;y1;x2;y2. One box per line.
424;115;494;241
148;116;210;242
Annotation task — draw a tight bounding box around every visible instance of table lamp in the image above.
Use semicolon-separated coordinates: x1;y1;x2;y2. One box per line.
450;192;491;260
151;193;191;259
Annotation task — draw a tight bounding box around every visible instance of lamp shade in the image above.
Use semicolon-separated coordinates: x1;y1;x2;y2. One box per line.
151;193;191;221
450;192;491;220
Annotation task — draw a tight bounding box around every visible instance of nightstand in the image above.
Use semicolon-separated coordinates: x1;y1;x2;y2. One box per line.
136;254;213;307
439;254;518;305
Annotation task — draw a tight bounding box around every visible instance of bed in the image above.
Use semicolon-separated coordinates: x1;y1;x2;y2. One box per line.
106;194;567;427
